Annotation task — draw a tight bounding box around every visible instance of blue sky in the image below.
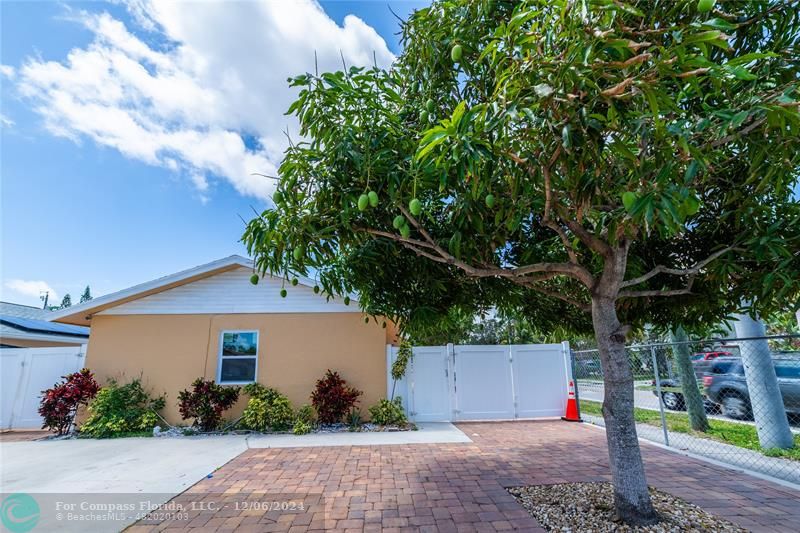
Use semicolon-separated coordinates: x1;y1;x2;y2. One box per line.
1;1;426;307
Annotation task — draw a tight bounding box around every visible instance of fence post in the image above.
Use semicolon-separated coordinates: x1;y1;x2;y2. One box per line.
567;345;582;420
650;346;670;447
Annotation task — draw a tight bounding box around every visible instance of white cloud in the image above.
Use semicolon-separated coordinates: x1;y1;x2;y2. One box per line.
0;64;15;79
0;113;14;128
4;280;58;303
13;0;394;200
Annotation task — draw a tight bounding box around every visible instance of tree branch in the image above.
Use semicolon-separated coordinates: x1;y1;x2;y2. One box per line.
520;280;591;312
559;216;613;258
360;223;593;286
620;246;734;289
618;288;693;298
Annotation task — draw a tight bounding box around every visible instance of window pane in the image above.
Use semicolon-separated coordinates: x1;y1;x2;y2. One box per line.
222;332;257;356
220;358;256;383
775;362;800;379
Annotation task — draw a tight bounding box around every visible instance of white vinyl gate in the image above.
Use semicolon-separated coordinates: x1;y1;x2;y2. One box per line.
1;346;87;429
387;342;571;422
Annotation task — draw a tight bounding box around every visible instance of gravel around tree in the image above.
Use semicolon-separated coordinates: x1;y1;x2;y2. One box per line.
508;482;748;532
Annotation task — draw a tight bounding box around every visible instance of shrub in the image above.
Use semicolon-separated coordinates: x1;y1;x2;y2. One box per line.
291;404;316;435
39;369;99;435
310;370;362;424
293;420;312;435
241;383;294;432
347;407;362;431
295;404;316;425
368;397;407;426
80;378;166;438
177;378;240;432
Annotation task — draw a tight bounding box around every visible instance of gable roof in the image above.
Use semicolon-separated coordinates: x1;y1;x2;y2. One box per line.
0;301;49;320
0;316;89;337
48;255;344;326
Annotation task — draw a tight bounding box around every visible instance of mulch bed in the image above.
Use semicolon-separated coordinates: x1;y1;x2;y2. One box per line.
507;482;748;532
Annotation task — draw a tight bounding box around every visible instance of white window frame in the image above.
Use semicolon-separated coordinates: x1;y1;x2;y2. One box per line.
217;330;259;385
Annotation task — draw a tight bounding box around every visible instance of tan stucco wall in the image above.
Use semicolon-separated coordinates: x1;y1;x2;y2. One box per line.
84;313;391;424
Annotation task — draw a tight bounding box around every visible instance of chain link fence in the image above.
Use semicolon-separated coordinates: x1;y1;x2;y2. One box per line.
572;334;800;484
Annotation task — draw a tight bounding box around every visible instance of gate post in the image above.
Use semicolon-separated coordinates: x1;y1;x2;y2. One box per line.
446;343;457;420
650;346;671;447
563;342;581;420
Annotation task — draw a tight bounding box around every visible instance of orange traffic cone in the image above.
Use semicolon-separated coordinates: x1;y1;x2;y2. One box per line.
561;380;582;422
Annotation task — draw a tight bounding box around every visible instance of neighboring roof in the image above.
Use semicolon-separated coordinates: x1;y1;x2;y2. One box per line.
0;316;89;337
0;301;49;320
48;255;332;326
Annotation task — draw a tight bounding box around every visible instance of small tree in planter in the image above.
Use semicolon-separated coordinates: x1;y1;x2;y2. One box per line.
39;368;99;435
310;370;362;424
177;378;240;432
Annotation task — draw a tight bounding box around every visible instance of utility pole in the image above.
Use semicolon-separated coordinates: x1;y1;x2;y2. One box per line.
733;312;793;449
40;291;49;310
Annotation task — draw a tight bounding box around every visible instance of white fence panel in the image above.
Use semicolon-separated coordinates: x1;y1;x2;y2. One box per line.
1;346;86;429
512;343;570;418
386;341;570;422
387;346;451;422
453;345;515;420
409;346;451;422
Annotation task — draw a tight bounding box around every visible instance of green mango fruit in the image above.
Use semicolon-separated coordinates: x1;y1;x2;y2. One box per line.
344;296;351;306
291;277;299;286
313;285;320;294
451;44;463;62
250;274;259;285
426;99;435;112
622;191;637;212
357;193;369;211
280;288;287;298
420;110;429;123
293;245;305;261
368;190;379;207
400;224;411;239
364;317;370;324
409;198;422;216
393;215;406;229
272;191;283;205
485;194;496;208
697;0;715;13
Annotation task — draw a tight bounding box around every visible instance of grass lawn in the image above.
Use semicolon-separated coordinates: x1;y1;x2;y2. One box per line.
579;399;800;461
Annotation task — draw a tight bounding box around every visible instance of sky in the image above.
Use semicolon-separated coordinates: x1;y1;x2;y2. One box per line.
1;0;427;307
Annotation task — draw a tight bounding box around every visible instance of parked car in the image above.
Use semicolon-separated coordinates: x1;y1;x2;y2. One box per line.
704;357;800;420
690;351;733;379
651;377;719;413
575;358;602;378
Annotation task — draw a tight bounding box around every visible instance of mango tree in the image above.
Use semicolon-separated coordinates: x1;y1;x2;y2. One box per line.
244;0;800;524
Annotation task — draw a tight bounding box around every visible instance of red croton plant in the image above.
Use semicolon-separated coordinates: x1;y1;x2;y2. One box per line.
39;368;100;435
310;370;363;424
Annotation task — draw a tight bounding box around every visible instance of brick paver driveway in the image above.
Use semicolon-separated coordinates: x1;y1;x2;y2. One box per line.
131;421;800;532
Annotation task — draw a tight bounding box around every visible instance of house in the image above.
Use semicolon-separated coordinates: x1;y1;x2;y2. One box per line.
0;301;89;348
48;255;398;424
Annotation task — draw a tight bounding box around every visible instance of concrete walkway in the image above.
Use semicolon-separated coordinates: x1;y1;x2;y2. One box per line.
247;422;470;448
0;424;470;533
581;412;800;485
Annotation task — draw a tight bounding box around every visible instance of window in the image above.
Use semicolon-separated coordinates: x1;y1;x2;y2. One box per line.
217;331;258;384
775;361;800;379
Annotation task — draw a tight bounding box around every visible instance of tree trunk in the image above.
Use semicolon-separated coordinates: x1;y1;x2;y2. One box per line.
592;291;659;525
671;327;709;432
